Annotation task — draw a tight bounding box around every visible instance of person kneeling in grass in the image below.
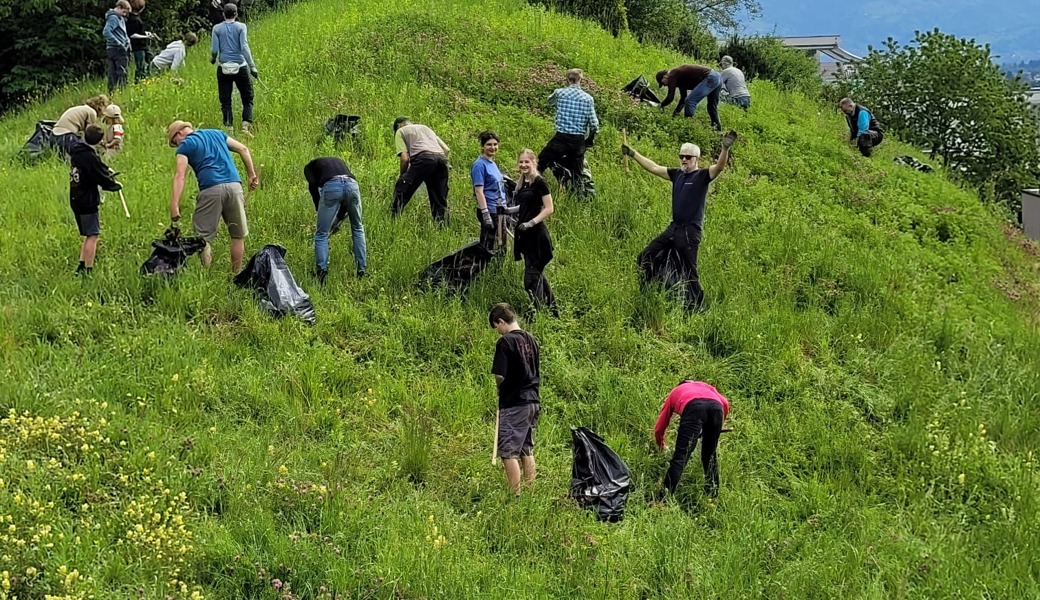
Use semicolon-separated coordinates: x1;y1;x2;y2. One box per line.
654;380;730;499
69;125;122;275
490;303;542;495
151;32;198;74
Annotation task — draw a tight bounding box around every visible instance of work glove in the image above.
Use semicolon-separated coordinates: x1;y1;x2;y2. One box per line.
250;69;260;79
480;208;493;229
517;220;535;232
621;143;633;157
721;130;738;149
585;132;596;147
210;53;217;64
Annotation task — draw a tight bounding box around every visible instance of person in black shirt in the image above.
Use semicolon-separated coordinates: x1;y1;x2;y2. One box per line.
304;157;367;283
69;125;122;275
126;0;156;83
622;131;737;311
489;303;541;495
512;149;558;316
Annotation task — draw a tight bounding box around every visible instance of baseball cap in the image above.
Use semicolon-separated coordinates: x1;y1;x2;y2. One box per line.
102;104;122;119
166;120;192;147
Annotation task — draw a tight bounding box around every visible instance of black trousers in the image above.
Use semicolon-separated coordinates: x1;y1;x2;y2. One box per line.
857;130;883;157
524;261;558;315
538;133;586;190
476;208;498;251
392;152;449;223
107;46;130;92
217;67;254;126
638;222;704;311
662;400;724;496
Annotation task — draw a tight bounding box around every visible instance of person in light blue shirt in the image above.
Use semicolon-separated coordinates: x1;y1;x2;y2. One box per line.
471;131;505;250
102;0;132;92
211;3;258;135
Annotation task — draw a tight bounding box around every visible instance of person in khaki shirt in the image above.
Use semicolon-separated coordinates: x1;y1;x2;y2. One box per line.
51;95;109;159
390;116;451;224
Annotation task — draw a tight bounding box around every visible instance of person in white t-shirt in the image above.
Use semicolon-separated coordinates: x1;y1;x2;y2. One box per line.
151;32;197;72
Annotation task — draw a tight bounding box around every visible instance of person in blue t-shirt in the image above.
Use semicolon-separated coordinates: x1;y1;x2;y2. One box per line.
622;130;738;312
471;131;505;250
166;119;259;272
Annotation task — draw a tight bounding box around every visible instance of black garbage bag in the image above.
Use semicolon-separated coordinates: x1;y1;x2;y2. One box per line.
233;244;317;324
325;114;361;146
418;240;495;293
19;120;57;162
894;155;933;173
547;157;595;198
569;427;632;522
640;244;686;289
622;75;661;106
140;225;207;276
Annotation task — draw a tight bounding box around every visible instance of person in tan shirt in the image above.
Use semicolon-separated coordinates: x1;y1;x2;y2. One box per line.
391;116;450;224
52;95;109;159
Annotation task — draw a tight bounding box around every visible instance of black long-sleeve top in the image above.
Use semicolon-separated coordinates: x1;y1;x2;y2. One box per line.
303;157;354;209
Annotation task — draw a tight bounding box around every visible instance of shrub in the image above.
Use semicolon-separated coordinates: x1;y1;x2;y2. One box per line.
717;35;821;92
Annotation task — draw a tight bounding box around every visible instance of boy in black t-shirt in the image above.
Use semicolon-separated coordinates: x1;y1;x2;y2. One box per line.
489;303;541;494
69;125;122;274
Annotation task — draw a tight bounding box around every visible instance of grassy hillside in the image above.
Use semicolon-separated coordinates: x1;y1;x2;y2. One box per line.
1;0;1039;598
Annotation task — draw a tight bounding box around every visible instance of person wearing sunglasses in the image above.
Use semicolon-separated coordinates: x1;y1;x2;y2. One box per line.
622;131;738;312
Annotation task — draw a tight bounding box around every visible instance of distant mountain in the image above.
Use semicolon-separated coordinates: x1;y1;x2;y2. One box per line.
748;0;1040;62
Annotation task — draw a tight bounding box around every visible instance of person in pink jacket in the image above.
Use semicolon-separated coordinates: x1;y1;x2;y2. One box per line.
653;380;730;498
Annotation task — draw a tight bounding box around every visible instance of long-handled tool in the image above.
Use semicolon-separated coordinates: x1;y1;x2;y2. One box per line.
118;190;130;218
492;410;500;466
622;128;630;173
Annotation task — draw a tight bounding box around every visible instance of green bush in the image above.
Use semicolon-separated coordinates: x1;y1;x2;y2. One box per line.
718;35;821;92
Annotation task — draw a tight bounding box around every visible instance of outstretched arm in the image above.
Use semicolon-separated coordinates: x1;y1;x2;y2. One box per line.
622;145;670;181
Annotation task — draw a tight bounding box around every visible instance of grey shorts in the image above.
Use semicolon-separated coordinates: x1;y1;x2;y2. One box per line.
497;403;540;459
74;212;100;237
194;182;248;242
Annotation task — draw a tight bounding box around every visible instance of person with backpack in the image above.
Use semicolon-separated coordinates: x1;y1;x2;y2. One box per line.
102;0;133;93
304;156;367;283
839;97;884;157
69;125;122;275
653;380;730;499
489;303;542;495
622;130;737;313
211;2;258;136
511;149;558;315
656;64;723;130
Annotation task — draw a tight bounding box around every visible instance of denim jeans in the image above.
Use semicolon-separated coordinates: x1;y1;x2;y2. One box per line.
315;176;366;272
684;70;722;130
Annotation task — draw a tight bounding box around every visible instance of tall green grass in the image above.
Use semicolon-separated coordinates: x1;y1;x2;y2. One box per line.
1;0;1038;597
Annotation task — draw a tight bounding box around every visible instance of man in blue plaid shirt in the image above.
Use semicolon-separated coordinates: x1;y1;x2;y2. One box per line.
538;68;599;195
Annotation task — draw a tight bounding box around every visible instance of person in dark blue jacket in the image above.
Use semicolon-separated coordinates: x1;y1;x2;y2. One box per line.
840;97;884;157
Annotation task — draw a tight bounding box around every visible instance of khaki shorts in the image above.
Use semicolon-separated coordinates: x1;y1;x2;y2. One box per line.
193;182;248;242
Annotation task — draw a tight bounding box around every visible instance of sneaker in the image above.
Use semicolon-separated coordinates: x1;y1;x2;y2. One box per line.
316;268;328;285
241;121;254;138
223;126;234;136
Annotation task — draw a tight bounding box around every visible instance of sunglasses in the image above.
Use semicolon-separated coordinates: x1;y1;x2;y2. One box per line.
679;154;699;160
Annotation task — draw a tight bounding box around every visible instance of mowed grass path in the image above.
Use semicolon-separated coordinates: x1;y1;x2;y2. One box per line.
1;0;1039;597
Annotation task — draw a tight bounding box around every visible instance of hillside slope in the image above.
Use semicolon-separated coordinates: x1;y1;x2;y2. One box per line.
1;0;1039;598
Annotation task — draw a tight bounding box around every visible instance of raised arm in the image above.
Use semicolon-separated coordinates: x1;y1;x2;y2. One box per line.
708;130;737;180
622;144;670;181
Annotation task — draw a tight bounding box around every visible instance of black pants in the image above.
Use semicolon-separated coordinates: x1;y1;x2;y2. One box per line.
662;400;724;496
106;46;130;92
133;49;149;83
392;152;449;223
477;208;498;251
217;67;254;127
638;222;704;311
524;261;558;315
538;133;586;191
857;130;883;157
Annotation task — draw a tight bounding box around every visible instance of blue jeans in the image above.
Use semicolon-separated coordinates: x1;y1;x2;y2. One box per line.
315;176;366;272
684;70;723;130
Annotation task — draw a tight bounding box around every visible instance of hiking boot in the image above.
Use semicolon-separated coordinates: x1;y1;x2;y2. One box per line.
241;121;254;138
356;269;366;280
316;268;328;286
75;263;92;276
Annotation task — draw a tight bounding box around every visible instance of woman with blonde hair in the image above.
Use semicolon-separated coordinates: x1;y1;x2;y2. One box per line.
51;95;110;159
512;149;558;315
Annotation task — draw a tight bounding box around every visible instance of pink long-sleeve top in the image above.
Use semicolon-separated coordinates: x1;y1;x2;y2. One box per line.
653;381;730;448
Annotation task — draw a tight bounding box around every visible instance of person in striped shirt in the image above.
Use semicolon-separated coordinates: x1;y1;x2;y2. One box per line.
537;68;599;194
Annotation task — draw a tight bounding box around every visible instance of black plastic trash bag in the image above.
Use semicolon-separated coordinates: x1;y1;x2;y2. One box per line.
547;157;595;198
640;245;687;290
233;244;317;324
569;427;632;523
894;155;933;173
19;120;57;162
140;226;207;276
325;114;361;146
419;240;495;293
622;75;661;106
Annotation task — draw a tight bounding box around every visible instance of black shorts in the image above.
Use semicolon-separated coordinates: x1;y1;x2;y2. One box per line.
74;212;100;237
497;403;540;459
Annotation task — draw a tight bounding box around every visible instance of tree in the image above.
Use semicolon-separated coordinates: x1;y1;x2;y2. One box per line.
685;0;760;34
844;29;1040;217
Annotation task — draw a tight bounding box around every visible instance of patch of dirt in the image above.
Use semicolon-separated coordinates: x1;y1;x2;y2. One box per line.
994;223;1040;312
1003;222;1040;258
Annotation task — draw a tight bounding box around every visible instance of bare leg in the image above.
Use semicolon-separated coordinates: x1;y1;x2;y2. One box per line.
80;236;98;267
230;238;245;273
503;458;522;495
521;455;536;486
